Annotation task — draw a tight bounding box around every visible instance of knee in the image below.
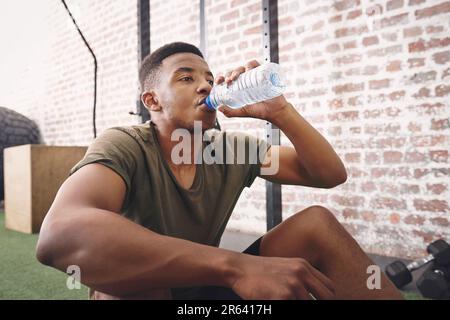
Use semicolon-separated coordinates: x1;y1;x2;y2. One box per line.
301;205;337;223
292;206;340;237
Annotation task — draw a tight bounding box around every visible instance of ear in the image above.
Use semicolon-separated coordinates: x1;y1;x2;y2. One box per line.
141;91;161;111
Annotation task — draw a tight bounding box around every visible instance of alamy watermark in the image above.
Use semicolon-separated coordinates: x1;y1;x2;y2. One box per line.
170;121;279;175
66;265;81;290
366;265;381;290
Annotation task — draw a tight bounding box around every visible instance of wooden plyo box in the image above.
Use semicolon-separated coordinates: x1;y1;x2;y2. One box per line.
4;144;87;233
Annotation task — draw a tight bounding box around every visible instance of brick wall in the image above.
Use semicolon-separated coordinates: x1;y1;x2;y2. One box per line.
1;0;449;259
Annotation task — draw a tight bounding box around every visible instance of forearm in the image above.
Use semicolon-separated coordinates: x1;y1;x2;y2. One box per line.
37;207;240;296
269;103;347;184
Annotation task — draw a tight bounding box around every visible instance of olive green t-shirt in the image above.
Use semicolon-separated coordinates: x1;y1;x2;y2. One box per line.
69;121;270;247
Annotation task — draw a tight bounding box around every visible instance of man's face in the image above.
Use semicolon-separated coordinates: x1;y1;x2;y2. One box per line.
150;52;217;132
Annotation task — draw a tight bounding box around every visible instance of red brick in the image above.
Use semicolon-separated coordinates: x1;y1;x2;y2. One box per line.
410;135;447;147
443;67;450;79
410;71;437;83
432;50;450;64
335;25;368;38
386;60;401;72
332;83;364;94
409;37;450;53
347;9;362;19
387;0;404;11
415;2;450;20
383;151;403;163
370;197;407;210
343;41;358;49
365;4;383;16
390;213;401;224
326;43;341;53
414;199;449;213
334;0;361;11
429;217;450;227
429;150;448;163
361;181;377;192
328;98;344;109
431;118;450;130
365;152;380;165
362;36;379;46
400;184;420;194
362;211;377;222
220;9;239;22
408;0;425;5
363;65;379;75
329;15;342;23
331;195;365;207
427;183;447;195
405;151;427;163
404;215;425;225
408;57;425;68
369;79;390;89
328;111;359;122
343;208;359;219
435;84;450;97
334;54;362;66
403;26;423;38
413;230;435;244
368;44;403;57
410;86;429;98
345;152;361;163
379;13;409;28
426;25;444;34
312;20;325;31
389;90;405;100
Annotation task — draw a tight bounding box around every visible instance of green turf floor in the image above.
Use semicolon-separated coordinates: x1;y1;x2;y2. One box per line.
0;210;425;300
0;211;88;299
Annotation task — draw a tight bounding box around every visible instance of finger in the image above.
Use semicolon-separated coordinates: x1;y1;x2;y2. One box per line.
218;105;246;118
295;285;313;300
215;75;225;85
224;71;233;85
305;274;335;300
245;60;260;71
305;264;335;294
230;66;245;81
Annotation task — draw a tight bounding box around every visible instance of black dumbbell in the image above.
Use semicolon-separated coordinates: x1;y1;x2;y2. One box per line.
416;264;450;299
385;239;450;289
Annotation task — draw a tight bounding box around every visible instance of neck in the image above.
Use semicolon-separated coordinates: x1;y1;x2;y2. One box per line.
151;121;202;167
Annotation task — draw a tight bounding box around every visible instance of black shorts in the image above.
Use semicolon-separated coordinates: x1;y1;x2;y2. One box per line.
170;236;262;300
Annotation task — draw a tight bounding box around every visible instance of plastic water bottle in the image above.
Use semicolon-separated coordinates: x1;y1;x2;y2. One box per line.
205;62;285;110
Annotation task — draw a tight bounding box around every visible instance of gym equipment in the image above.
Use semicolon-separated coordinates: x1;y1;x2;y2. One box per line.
385;239;450;289
417;264;450;299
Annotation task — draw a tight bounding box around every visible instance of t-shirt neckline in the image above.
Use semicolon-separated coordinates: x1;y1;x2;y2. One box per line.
148;121;203;193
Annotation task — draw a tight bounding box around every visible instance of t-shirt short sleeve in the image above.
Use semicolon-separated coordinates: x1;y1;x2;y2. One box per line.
69;128;141;203
223;131;271;188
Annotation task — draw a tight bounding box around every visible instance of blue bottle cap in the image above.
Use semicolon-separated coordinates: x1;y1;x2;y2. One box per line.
205;96;216;110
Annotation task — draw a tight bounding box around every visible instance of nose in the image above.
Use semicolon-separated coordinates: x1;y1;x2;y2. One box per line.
197;79;212;95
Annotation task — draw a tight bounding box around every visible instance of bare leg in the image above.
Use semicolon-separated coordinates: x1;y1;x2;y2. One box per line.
259;205;404;300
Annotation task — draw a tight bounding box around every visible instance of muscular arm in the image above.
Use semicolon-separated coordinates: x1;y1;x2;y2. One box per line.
36;163;240;297
37;163;334;299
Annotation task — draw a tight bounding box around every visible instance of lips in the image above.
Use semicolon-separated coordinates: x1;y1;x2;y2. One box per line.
198;97;207;106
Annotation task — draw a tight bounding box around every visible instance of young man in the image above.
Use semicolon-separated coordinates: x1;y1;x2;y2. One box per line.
36;42;403;300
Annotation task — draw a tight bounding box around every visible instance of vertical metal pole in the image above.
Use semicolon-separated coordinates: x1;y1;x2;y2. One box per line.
262;0;282;231
199;0;206;57
137;0;151;123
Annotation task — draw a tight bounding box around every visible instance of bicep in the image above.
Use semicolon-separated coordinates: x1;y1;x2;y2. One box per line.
48;163;126;218
260;145;318;187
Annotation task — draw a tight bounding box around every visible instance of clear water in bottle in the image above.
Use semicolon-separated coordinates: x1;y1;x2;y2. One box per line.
205;62;285;110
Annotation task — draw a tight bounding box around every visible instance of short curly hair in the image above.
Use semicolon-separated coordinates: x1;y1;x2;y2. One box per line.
139;42;204;92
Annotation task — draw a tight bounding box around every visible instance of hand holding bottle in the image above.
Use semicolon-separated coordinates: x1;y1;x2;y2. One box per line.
210;60;291;122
